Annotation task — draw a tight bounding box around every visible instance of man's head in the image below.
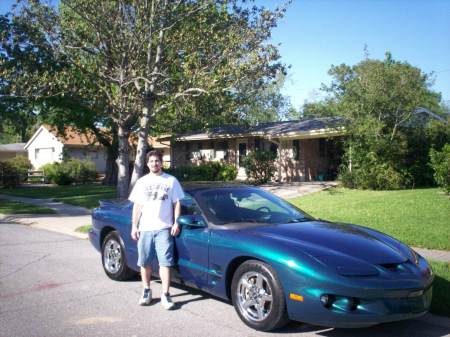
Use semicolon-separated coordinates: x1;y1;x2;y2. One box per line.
146;150;163;175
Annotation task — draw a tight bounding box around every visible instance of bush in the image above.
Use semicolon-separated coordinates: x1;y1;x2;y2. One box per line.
42;159;97;185
166;161;237;182
242;150;276;185
339;163;409;190
0;156;31;188
429;144;450;194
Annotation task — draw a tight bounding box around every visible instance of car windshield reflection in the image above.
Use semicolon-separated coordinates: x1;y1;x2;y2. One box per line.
194;187;312;225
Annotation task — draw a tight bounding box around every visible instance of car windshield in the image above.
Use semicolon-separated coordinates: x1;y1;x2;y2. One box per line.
193;187;313;226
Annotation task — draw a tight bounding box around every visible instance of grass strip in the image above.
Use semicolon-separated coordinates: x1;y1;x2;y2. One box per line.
289;188;450;250
430;261;450;318
0;199;57;214
0;184;117;209
75;224;93;233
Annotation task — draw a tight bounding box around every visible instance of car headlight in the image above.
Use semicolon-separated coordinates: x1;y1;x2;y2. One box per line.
410;248;420;265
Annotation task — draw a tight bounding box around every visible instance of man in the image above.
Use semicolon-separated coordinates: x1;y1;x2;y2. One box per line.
129;150;184;309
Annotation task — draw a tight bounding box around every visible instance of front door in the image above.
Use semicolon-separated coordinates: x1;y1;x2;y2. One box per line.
237;140;247;178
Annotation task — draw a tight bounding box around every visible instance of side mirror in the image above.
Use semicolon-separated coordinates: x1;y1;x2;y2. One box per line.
177;215;206;228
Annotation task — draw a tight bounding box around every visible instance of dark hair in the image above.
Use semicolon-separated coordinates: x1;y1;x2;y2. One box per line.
146;150;163;163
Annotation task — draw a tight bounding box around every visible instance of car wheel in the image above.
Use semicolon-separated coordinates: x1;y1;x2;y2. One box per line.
231;260;289;331
101;231;135;281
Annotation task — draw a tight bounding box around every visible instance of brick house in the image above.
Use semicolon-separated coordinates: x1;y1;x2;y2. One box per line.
168;117;346;182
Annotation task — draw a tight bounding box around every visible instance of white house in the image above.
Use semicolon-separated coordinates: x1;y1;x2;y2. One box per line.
24;125;107;172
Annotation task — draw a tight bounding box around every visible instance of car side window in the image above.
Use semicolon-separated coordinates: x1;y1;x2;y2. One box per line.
180;194;202;216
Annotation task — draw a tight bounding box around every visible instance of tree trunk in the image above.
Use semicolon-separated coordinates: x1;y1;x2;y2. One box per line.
129;94;153;192
116;123;131;199
103;144;118;185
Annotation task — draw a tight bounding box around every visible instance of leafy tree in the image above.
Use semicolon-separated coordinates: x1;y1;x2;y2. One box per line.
321;52;444;189
4;0;287;198
429;144;450;194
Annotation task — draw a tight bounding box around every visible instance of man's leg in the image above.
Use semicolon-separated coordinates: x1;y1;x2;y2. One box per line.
141;265;152;289
155;229;175;309
159;266;171;294
137;231;155;305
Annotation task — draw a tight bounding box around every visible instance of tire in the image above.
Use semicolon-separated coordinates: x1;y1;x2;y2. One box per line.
101;231;135;281
231;260;289;331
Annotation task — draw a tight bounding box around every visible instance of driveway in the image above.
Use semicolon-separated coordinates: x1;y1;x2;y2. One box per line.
1;223;449;337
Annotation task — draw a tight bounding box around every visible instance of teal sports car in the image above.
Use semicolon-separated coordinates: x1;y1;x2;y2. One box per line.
89;183;434;331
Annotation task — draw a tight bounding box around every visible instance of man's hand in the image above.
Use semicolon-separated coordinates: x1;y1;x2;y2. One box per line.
171;223;180;236
131;226;140;241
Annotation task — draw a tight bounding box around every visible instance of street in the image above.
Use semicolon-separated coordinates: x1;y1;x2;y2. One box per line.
1;222;449;337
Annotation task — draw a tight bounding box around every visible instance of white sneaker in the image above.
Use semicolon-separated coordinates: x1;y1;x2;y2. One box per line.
139;288;152;305
161;293;175;310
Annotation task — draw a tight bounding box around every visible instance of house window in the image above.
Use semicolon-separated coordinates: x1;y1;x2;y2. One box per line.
215;141;228;160
197;142;203;151
35;147;54;161
88;150;98;160
292;140;300;160
184;142;190;160
270;143;278;157
254;138;261;151
319;139;326;157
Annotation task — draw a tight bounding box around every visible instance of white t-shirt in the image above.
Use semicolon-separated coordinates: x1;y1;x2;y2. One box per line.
128;172;185;231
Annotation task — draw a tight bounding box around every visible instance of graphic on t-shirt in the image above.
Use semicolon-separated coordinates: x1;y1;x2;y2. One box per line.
144;184;169;201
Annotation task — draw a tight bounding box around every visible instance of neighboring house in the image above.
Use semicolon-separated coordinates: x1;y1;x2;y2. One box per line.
0;143;27;161
24;125;107;172
168;117;346;182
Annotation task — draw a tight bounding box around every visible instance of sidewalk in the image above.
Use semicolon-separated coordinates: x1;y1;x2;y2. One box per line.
0;192;449;263
0;194;91;239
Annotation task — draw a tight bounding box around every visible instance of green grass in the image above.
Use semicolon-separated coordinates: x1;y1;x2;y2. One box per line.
0;199;57;214
289;188;450;250
75;224;93;233
0;184;117;209
430;261;450;317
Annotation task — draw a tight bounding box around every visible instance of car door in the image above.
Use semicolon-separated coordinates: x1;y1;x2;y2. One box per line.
174;194;210;289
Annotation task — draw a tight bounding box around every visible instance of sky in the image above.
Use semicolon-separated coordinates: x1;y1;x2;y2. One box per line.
1;0;449;109
260;0;450;108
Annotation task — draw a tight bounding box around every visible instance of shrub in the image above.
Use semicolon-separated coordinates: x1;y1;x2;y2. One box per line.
339;163;409;190
242;150;276;185
42;159;97;185
0;156;31;188
218;163;238;181
429;144;450;194
166;161;237;182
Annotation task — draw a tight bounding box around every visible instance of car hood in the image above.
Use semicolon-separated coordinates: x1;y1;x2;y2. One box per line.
242;221;409;269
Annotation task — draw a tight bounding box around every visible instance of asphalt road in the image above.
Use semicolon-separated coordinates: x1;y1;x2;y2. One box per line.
1;223;449;337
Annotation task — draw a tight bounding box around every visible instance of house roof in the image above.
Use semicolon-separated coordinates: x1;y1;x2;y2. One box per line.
175;117;346;141
44;125;101;146
24;125;102;150
0;143;26;152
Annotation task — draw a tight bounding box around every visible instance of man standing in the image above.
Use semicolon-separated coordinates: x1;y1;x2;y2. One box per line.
129;150;184;309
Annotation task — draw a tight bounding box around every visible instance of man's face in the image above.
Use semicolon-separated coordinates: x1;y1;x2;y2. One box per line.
147;155;162;174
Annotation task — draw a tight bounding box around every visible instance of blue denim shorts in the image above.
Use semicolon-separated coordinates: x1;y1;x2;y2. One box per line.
137;229;175;267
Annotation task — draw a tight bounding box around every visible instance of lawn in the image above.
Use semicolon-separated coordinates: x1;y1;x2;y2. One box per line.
0;184;117;209
430;261;450;317
289;188;450;250
0;199;57;214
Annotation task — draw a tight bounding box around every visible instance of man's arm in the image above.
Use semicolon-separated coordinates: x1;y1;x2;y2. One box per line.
131;203;143;241
170;200;181;236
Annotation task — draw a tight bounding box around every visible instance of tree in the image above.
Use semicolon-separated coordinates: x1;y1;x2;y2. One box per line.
321;52;444;189
6;0;287;198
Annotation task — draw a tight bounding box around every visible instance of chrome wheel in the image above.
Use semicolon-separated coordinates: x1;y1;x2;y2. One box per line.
236;271;273;322
103;238;122;274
